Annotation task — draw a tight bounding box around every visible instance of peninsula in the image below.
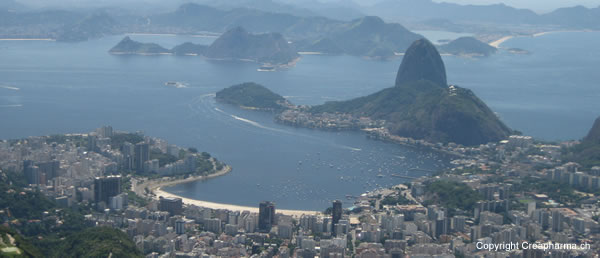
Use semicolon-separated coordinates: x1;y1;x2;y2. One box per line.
218;39;512;146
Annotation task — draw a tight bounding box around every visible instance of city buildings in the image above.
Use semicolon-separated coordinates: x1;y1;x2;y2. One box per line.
258;201;276;232
94;175;122;204
2;128;599;257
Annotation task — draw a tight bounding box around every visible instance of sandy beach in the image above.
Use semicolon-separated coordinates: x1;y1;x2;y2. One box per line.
134;165;320;217
489;35;514;48
298;51;323;55
489;30;595;48
154;187;321;217
533;30;591;37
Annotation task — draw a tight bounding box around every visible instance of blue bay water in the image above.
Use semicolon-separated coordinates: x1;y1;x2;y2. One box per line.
1;32;599;210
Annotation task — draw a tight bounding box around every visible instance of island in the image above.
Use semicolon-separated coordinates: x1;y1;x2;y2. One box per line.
215;82;292;111
109;36;170;55
507;47;531;54
439;36;498;57
109;27;300;67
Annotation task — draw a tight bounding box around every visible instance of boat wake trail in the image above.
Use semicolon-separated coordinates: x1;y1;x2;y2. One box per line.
213;107;290;135
0;85;20;91
194;93;362;152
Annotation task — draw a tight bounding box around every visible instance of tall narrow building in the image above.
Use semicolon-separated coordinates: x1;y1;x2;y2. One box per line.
122;142;135;170
134;142;149;172
258;201;276;232
332;200;342;235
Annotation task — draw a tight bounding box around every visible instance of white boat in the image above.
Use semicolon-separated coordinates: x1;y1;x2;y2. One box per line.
164;81;187;88
257;65;276;72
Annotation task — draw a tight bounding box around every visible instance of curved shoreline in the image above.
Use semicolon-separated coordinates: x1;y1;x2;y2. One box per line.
132;165;233;198
489;30;597;48
489;35;514;48
135;165;320;217
154;187;321;217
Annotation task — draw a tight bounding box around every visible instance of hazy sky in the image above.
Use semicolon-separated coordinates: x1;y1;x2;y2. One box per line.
14;0;600;13
347;0;599;13
433;0;600;13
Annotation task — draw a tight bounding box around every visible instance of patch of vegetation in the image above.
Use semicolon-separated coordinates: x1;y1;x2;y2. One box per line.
563;144;600;170
512;176;584;206
216;82;288;111
424;180;482;213
150;149;179;167
196;158;214;174
0;226;42;257
0;185;56;222
0;173;141;257
109;133;144;150
56;227;142;258
380;192;412;206
563;117;600;169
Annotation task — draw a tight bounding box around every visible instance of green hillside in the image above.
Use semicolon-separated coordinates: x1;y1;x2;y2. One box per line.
564;116;600;169
310;39;511;145
216;82;289;110
311;80;511;145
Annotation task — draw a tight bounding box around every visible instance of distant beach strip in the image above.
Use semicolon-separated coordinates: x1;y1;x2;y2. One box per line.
489;35;514;48
489;30;594;48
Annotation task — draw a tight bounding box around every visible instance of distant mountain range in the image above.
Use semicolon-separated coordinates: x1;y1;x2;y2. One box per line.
295;16;422;58
204;27;299;64
109;27;299;65
0;0;25;11
366;0;600;29
56;12;119;42
193;0;364;21
147;3;346;40
2;1;598;48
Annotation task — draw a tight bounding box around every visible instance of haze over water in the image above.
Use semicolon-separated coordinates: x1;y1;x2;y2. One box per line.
1;31;599;210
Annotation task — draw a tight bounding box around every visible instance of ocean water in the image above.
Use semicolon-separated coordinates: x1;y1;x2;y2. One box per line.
1;31;599;210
